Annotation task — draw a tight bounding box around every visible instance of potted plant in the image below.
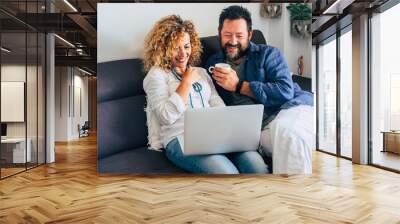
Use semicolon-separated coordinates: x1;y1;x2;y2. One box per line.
260;2;282;18
286;3;312;38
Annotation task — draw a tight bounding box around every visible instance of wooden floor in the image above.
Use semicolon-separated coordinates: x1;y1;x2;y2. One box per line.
1;135;400;223
1;167;26;178
1;163;45;178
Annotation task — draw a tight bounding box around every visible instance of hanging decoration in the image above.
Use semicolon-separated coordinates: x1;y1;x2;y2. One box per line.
286;3;312;38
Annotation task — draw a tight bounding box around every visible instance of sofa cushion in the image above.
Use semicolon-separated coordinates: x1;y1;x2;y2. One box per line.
200;35;221;67
251;29;267;45
98;95;148;159
292;75;312;92
98;59;145;102
98;147;186;174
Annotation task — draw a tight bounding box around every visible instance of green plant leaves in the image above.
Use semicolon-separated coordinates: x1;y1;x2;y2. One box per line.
286;3;312;21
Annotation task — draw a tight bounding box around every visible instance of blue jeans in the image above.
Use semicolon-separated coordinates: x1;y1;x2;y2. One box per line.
165;138;268;174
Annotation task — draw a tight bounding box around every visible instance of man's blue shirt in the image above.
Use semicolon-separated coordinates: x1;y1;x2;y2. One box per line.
205;42;314;117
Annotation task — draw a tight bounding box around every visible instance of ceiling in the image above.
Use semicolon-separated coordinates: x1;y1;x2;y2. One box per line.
312;0;392;44
1;0;99;73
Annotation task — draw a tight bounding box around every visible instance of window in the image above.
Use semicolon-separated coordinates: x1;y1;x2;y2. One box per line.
340;29;352;158
0;1;47;179
370;2;400;171
317;37;337;154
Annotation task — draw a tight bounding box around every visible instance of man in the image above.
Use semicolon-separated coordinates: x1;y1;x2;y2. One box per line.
205;5;314;174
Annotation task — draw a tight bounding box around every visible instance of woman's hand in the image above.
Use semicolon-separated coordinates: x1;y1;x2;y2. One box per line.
181;67;201;84
175;67;201;105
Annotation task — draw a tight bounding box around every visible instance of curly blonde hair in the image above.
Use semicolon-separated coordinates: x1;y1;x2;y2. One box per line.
143;15;202;72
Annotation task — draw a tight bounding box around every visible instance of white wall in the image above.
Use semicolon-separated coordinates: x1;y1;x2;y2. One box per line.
98;3;311;76
55;67;69;141
55;67;89;141
282;5;312;77
72;73;89;138
1;82;24;122
1;65;26;81
267;4;312;77
1;65;39;137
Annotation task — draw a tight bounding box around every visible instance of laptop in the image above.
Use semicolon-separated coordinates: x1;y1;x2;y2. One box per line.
182;104;264;155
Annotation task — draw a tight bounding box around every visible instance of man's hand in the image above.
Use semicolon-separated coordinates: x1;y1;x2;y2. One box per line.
212;67;239;92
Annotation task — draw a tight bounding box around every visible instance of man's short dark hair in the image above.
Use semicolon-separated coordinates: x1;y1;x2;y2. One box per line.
218;5;252;32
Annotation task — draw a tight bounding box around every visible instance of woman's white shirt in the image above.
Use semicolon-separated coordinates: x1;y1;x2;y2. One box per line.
143;66;225;148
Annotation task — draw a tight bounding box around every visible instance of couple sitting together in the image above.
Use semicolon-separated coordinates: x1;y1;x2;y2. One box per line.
143;6;314;174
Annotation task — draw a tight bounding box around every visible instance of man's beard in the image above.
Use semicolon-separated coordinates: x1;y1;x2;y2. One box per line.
222;41;249;61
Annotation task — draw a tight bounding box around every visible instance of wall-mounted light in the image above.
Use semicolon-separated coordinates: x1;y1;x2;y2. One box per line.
63;0;78;12
54;34;75;48
78;67;93;76
1;47;11;53
76;48;87;56
322;0;355;15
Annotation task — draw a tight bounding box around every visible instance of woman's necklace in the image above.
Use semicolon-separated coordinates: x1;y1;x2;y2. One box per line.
171;67;205;108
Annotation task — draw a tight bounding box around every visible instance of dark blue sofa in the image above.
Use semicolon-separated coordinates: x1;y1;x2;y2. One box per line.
97;30;311;174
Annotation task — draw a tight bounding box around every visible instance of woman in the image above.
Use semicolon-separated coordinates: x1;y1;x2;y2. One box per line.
143;15;267;174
